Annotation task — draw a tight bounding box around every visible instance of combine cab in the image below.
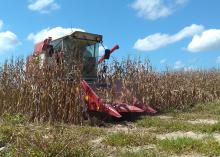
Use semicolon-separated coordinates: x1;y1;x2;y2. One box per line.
27;31;156;119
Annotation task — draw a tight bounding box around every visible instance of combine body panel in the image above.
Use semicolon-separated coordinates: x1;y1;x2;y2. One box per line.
34;41;44;54
27;31;156;119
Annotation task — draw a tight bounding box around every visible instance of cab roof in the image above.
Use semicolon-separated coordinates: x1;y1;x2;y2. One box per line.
52;31;103;43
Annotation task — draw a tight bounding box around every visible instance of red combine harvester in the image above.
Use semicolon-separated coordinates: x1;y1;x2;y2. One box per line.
27;31;156;119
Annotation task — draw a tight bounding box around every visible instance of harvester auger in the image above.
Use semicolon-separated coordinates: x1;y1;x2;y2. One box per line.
27;31;156;119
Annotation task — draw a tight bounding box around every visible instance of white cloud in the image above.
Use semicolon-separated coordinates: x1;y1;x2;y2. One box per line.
183;66;195;71
99;45;107;56
187;29;220;52
131;0;188;20
174;60;195;71
160;58;167;64
173;60;196;71
174;60;184;69
134;24;204;51
0;20;3;30
0;31;20;53
28;0;60;13
27;27;85;43
0;20;20;52
217;56;220;64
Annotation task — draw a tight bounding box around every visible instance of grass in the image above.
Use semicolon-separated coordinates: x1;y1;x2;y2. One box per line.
117;150;163;157
0;101;220;156
158;137;220;156
104;132;157;147
0;122;106;157
136;101;220;133
0;125;14;148
168;100;220;120
2;113;27;124
137;116;220;133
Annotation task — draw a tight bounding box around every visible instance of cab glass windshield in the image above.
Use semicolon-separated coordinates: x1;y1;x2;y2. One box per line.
85;43;99;58
82;43;99;80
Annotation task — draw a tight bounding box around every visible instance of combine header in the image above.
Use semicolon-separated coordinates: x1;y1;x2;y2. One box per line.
27;31;156;119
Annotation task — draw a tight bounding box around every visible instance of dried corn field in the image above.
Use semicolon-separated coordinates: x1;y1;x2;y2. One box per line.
101;59;220;111
0;58;84;124
0;58;220;124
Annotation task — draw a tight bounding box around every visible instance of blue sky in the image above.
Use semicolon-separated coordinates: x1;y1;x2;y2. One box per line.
0;0;220;70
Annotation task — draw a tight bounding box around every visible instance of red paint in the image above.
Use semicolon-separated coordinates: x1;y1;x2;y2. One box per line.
34;41;44;55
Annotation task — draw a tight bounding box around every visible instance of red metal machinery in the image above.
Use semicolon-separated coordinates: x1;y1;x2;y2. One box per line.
27;31;156;119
